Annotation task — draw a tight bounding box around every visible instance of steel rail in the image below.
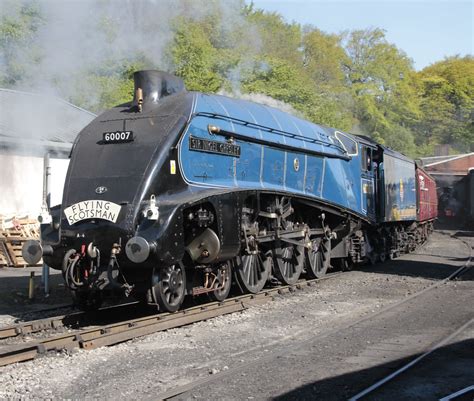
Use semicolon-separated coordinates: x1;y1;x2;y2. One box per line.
348;318;474;401
0;272;343;367
346;230;473;400
0;272;341;342
0;310;81;340
439;385;474;401
0;301;140;340
1;231;469;371
154;235;472;400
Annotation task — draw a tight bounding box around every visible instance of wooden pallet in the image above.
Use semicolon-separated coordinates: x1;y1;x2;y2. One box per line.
0;241;9;267
0;217;42;268
4;239;27;268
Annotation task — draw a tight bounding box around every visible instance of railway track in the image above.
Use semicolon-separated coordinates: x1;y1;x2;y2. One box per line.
153;234;472;400
1;309;82;341
346;230;473;400
348;317;474;401
1;230;469;375
0;272;343;367
0;301;145;341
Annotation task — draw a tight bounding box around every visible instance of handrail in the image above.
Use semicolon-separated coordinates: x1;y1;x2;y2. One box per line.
193;112;350;157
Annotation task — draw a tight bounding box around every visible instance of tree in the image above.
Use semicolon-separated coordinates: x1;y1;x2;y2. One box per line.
417;56;474;152
302;27;353;130
342;28;420;155
245;7;301;65
303;28;348;89
169;18;223;92
0;1;43;86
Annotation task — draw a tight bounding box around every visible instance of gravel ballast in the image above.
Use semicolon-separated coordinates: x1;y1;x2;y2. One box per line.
0;231;471;400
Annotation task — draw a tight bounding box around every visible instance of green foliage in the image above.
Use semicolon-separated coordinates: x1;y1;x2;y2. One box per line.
417;56;474;152
245;8;301;64
301;28;354;130
1;2;471;156
0;0;43;86
170;19;223;92
303;28;348;89
342;28;421;156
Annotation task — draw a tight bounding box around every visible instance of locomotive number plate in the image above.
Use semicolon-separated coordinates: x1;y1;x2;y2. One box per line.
102;131;134;144
189;136;240;157
64;200;121;225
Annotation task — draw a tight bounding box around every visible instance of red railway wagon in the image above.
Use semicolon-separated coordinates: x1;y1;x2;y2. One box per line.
416;167;438;222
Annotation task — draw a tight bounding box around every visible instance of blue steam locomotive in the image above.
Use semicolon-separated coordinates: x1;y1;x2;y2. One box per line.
23;70;436;311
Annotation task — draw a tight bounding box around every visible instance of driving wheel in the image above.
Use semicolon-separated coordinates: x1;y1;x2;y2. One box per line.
305;237;331;278
234;250;271;294
273;244;304;285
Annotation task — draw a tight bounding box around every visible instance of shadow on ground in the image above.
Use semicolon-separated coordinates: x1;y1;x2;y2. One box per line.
0;268;69;316
0;227;471;320
354;257;470;281
273;338;474;401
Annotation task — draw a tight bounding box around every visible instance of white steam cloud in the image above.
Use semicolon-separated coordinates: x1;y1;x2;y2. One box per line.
3;1;258;105
0;0;298;216
218;89;301;117
2;0;293;113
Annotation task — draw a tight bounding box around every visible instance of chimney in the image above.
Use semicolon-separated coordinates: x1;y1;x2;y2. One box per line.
132;70;185;112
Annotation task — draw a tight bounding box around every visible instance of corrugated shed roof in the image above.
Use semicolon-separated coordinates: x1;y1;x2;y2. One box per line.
420;152;474;176
0;88;96;145
418;155;456;166
418;153;474;166
422;152;474;168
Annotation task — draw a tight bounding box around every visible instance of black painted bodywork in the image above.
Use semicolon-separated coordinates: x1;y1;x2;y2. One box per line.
42;88;246;273
40;70;431;286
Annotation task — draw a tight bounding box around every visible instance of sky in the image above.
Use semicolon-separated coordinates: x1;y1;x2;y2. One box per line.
250;0;473;70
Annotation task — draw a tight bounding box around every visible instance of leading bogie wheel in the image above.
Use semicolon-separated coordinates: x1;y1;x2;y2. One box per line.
273;244;304;285
234;250;271;294
151;263;186;312
305;237;331;278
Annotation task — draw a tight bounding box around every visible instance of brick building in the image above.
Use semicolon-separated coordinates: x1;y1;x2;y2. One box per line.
419;153;474;220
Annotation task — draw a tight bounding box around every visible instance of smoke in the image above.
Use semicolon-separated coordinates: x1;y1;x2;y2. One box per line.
220;61;300;117
1;0;261;106
3;0;174;105
0;88;95;216
1;89;94;144
1;0;293;113
218;89;301;117
219;60;300;117
0;0;297;215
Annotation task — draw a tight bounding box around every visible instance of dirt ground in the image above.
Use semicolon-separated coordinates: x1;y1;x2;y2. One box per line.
0;230;472;400
0;265;70;325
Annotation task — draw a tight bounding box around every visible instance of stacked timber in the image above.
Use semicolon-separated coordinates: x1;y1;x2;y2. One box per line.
0;240;8;267
0;216;41;268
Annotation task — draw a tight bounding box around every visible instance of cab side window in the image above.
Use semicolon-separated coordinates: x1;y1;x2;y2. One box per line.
361;146;373;171
334;131;358;156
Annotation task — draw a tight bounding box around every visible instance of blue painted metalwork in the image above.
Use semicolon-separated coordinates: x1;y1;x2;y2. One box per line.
179;93;378;220
380;152;417;221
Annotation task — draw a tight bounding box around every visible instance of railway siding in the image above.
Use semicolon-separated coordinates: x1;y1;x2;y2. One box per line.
0;230;471;399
